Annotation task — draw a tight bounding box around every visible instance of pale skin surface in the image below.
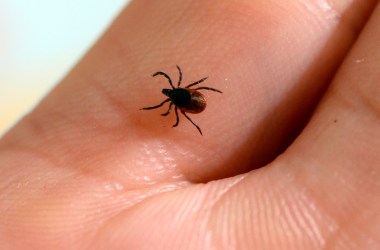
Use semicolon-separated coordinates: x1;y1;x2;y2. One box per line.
0;0;379;249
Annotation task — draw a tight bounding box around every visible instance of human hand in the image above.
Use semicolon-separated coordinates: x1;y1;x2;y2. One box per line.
0;0;379;249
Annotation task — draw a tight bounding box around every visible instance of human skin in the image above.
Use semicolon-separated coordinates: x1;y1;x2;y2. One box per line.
0;0;380;249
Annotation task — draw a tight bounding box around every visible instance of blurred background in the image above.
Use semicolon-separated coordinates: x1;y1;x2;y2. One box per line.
0;0;129;136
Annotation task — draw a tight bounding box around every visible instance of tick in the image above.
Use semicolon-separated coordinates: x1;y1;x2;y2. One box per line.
141;65;222;135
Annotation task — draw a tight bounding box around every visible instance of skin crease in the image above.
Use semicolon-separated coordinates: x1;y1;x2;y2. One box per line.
0;0;379;249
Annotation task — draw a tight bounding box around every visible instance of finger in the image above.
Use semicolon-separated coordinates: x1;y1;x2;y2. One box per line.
1;0;376;186
279;1;380;240
236;2;380;248
128;0;378;180
92;4;380;248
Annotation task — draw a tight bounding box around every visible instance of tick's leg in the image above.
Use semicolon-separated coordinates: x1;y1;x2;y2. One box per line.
172;107;180;127
185;77;208;88
152;71;175;89
181;110;203;136
176;65;183;87
195;87;223;93
141;98;170;110
161;102;173;116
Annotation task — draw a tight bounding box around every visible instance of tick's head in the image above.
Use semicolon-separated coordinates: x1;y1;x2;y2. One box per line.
162;89;172;97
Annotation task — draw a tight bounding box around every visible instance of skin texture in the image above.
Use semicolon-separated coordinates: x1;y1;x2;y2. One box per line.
0;0;379;249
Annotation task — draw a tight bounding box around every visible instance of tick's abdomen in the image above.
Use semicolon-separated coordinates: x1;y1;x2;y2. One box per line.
163;88;206;113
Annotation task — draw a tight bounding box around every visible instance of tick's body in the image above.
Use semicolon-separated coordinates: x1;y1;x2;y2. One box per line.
162;88;206;113
141;65;222;135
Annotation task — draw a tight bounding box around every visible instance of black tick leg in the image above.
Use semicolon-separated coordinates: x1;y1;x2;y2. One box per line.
141;98;170;110
185;77;208;89
181;110;203;136
176;65;183;87
172;107;180;127
195;87;223;93
161;102;173;116
152;71;175;89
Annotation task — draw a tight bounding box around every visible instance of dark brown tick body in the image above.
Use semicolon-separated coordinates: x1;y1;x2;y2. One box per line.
141;65;222;135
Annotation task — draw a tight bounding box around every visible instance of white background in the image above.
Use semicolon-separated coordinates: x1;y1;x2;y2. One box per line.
0;0;129;136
